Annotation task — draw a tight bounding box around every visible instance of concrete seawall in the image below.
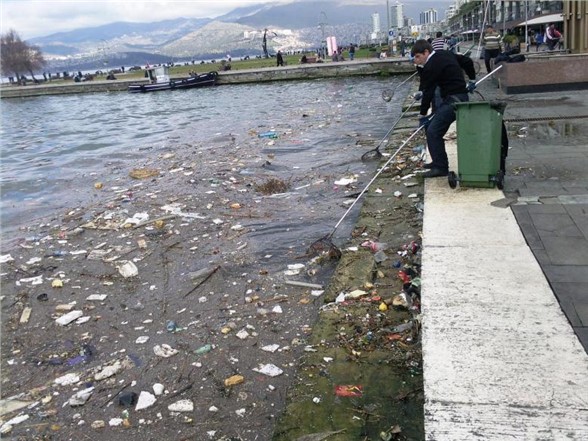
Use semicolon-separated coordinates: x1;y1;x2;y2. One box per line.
0;58;415;99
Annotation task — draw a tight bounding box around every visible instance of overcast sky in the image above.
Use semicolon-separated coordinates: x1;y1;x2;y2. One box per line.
0;0;289;39
1;1;448;41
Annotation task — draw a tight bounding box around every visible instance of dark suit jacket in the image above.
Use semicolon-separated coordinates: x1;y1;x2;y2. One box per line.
419;50;468;116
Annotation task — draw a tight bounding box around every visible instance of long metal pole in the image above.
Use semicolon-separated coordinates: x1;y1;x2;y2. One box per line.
503;0;506;33
386;0;390;36
331;125;424;233
525;0;529;52
477;0;492;56
475;63;503;86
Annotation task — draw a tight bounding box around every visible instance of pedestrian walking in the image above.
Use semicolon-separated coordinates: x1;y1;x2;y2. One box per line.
535;32;544;51
431;32;445;51
349;44;355;60
411;39;470;178
276;50;284;67
545;23;562;51
482;25;502;73
448;34;458;53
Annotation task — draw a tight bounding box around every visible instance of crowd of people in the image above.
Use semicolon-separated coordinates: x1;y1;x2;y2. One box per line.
427;22;563;63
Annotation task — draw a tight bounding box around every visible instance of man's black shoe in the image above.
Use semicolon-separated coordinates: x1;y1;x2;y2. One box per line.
422;168;449;178
423;162;434;169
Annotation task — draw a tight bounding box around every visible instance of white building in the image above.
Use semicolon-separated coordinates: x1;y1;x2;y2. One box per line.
446;4;458;20
420;8;438;25
390;1;404;29
372;12;381;33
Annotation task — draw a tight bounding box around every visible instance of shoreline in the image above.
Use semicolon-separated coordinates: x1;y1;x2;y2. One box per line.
0;58;414;99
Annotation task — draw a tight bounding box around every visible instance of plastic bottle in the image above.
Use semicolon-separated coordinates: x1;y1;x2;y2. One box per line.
392;322;413;333
361;240;388;252
258;131;278;139
195;343;212;355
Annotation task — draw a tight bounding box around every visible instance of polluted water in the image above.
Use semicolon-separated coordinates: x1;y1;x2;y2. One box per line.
0;75;426;440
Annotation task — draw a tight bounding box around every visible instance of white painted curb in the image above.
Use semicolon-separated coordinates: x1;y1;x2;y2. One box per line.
422;124;588;440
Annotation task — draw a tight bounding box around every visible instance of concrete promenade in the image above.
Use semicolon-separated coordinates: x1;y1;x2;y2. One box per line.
421;81;588;439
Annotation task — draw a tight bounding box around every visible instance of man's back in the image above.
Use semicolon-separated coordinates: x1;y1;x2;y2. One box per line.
419;50;467;113
432;37;445;51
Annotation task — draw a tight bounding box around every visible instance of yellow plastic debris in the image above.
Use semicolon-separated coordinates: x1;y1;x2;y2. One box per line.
224;375;244;387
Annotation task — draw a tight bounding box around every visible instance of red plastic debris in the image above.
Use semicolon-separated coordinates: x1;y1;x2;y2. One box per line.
334;385;363;397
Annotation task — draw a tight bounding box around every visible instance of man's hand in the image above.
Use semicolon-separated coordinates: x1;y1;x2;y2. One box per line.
413;91;423;100
467;81;477;93
418;115;431;129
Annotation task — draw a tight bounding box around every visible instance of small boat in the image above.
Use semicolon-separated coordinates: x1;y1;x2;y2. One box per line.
128;66;218;93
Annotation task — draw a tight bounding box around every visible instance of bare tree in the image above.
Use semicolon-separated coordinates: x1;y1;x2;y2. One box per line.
1;29;46;83
23;43;47;81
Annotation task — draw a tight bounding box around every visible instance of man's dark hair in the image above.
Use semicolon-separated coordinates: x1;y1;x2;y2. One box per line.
411;40;433;56
436;31;442;38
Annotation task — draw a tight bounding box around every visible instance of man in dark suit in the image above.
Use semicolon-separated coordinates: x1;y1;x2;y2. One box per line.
412;39;470;178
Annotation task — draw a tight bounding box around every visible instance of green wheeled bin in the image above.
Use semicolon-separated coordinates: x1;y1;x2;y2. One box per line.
448;101;507;189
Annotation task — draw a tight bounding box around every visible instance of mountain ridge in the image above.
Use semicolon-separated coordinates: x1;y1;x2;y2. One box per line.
29;1;450;71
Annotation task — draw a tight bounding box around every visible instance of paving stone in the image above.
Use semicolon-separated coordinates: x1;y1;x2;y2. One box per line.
541;236;588;266
532;214;584;238
539;197;560;205
560;195;588;205
560;181;588;189
518;188;562;198
526;204;566;214
564;204;588;238
490;197;516;208
560;189;588;197
550;282;587;327
573;327;588;353
511;207;544;250
530;249;550;265
503;176;528;192
555;297;583;327
518;196;540;203
575;303;588;328
543;265;588;283
550;282;588;301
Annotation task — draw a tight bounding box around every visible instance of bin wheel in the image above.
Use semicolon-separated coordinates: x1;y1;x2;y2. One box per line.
448;171;458;189
495;171;505;190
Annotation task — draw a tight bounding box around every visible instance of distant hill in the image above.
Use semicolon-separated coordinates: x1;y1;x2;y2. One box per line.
29;0;451;71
